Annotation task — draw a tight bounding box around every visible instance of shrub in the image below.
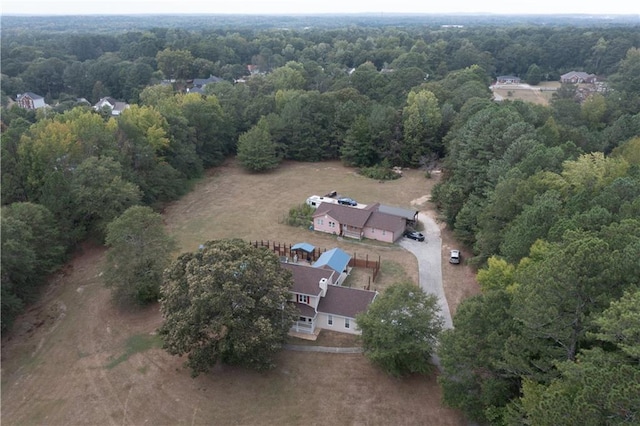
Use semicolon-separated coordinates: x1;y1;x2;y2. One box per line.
285;203;315;227
359;164;401;181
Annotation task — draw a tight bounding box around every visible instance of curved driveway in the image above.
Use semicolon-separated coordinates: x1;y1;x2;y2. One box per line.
398;212;453;330
285;213;454;359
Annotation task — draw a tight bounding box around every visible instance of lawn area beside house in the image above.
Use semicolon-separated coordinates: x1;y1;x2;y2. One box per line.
162;159;434;293
1;159;477;426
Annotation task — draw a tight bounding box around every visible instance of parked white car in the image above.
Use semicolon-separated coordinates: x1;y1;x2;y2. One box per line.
449;250;461;264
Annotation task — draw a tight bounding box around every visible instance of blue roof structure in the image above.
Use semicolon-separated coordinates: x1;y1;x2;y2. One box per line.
292;242;316;253
313;248;351;274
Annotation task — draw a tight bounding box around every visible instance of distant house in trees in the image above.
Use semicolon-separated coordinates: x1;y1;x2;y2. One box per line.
233;65;263;84
560;71;597;84
247;64;261;75
93;97;130;116
282;250;377;336
187;74;223;94
496;75;521;84
16;92;46;109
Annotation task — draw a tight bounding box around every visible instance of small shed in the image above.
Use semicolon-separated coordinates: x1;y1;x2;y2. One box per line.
292;242;315;253
291;242;316;262
291;243;316;253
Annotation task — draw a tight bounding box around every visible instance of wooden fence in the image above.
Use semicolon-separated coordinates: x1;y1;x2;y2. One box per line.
249;240;381;282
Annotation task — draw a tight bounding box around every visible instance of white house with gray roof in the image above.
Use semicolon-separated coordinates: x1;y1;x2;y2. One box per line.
16;92;46;110
187;74;223;94
93;97;129;116
282;251;377;336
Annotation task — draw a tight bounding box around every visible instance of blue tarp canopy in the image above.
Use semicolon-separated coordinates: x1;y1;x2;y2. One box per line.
313;248;351;274
291;242;315;253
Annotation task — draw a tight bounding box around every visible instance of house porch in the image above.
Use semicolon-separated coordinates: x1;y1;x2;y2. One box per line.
288;327;321;341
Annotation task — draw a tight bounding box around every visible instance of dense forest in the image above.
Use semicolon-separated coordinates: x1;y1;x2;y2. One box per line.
1;15;639;424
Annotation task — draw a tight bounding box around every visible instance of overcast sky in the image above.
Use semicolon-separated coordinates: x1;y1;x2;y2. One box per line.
1;0;638;16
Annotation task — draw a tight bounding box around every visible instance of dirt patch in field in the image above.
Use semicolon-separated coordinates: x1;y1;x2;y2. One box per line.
1;160;477;425
491;82;559;106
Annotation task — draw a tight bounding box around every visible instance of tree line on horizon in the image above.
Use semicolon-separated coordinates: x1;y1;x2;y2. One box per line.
1;19;639;424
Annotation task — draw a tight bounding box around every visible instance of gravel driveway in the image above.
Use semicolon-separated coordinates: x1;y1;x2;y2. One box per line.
398;212;453;330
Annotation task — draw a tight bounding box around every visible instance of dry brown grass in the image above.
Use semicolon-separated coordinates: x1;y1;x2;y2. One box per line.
1;160;476;426
163;159;434;293
491;81;560;105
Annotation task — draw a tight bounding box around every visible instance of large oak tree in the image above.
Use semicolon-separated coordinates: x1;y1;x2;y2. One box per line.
159;239;297;376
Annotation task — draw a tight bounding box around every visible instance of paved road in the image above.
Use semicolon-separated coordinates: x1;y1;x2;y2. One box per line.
398;212;453;330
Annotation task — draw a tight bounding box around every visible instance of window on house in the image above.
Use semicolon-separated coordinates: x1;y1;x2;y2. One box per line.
345;318;350;329
297;294;309;304
328;315;333;326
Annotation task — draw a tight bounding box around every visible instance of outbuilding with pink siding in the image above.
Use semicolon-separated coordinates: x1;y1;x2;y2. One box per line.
312;202;408;243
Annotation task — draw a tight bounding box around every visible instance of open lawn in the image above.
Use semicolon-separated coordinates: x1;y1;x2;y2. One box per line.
491;81;560;105
1;160;478;425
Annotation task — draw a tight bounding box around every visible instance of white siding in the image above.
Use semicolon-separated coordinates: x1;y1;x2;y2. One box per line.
316;312;362;335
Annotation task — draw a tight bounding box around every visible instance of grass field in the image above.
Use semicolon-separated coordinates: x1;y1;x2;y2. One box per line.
1;160;477;425
491;81;560;105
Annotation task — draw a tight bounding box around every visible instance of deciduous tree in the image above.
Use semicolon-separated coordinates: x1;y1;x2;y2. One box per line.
356;282;443;377
103;205;176;305
156;48;195;80
70;156;142;240
1;202;64;330
401;89;442;166
159;239;297;376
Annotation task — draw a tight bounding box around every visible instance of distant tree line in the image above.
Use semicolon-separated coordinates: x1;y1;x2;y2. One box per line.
1;20;639;422
2;22;639;106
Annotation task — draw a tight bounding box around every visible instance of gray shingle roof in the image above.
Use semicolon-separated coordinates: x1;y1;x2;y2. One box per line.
313;202;373;228
193;75;223;86
294;302;317;318
313;202;407;233
377;204;418;221
281;262;334;296
317;286;377;318
365;210;405;231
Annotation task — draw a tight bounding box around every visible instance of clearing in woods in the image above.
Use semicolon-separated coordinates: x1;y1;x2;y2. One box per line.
491;81;560;105
1;160;479;425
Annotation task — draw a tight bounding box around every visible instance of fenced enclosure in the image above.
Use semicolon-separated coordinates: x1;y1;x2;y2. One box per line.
249;240;381;282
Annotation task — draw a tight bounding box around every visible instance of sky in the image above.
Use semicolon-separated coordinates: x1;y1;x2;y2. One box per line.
1;0;638;16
